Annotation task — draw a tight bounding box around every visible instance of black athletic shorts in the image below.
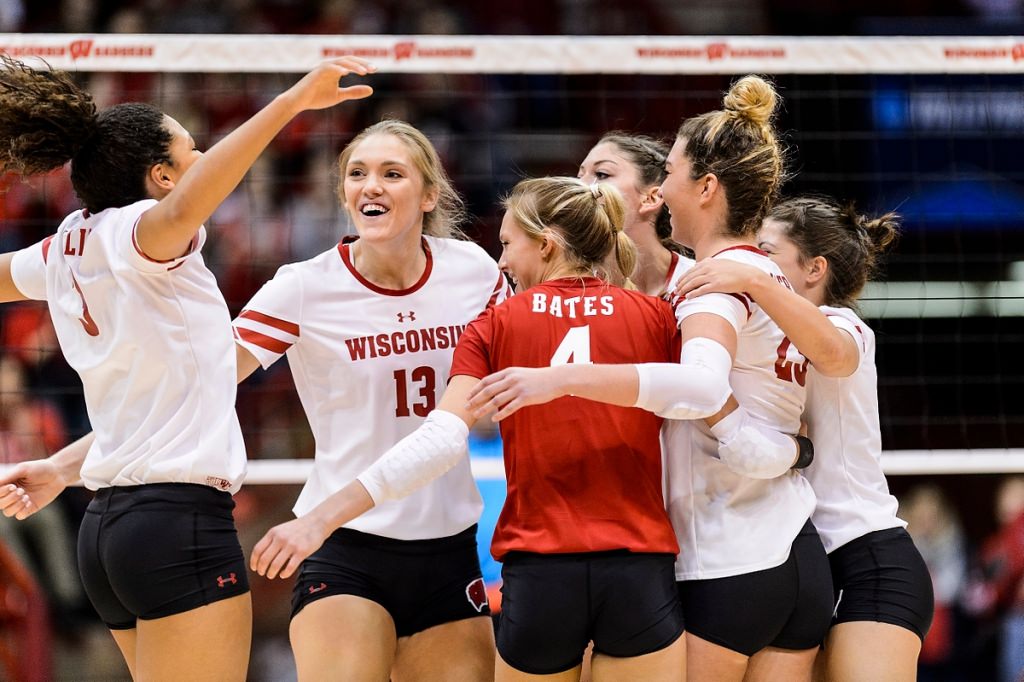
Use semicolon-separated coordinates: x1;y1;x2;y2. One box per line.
678;520;833;656
291;524;489;638
497;551;684;675
78;483;250;630
828;527;934;641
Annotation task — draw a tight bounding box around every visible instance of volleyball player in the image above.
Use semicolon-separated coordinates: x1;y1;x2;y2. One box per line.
233;120;507;682
468;77;834;682
576;133;693;295
250;176;686;681
251;175;806;681
0;55;374;680
675;196;934;682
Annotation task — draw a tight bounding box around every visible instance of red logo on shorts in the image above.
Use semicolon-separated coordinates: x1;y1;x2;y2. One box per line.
465;578;488;613
216;573;238;588
308;582;328;594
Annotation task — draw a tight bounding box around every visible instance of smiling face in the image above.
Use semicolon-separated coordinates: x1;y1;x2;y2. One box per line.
341;132;438;245
496;211;545;292
659;137;703;247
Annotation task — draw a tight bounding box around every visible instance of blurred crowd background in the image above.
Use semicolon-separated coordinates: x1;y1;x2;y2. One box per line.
2;1;1024;680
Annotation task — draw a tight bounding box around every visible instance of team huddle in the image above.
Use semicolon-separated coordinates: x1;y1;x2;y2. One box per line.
0;54;933;682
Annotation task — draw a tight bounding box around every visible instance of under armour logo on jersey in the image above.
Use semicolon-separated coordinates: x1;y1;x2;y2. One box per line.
308;582;328;594
397;311;416;323
216;573;238;588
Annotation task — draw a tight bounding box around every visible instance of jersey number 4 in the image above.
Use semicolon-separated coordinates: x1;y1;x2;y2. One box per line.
550;325;591;366
393;367;436;417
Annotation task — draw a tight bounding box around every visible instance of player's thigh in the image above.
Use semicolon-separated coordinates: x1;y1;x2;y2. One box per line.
823;621;921;682
134;592;251;682
290;594;397;682
393;615;495;682
108;628;138;680
591;631;685;682
743;645;818;682
496;653;582;682
685;633;749;682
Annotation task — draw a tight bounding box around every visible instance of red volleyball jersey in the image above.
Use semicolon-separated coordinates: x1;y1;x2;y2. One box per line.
451;276;681;559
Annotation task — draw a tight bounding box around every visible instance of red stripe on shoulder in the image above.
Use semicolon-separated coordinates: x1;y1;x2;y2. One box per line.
235;327;292;354
727;293;753;320
239;309;300;337
132;215;197;266
41;235;55;264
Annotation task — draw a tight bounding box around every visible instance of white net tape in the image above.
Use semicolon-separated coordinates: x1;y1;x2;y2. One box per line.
2;34;1024;74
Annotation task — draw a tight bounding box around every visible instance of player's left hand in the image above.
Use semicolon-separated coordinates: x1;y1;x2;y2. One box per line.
466;366;565;422
250;515;331;580
674;258;760;300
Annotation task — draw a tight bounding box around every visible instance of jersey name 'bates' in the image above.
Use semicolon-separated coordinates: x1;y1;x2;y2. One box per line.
531;293;615;318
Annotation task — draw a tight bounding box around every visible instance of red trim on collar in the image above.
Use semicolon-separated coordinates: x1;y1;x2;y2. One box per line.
337;235;433;297
712;244;768;258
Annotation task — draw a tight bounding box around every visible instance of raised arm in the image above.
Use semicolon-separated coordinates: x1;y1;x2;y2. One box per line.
136;57;374;261
250;375;480;580
675;258;859;377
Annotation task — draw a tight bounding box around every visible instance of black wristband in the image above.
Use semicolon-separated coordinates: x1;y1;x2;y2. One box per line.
792;435;814;469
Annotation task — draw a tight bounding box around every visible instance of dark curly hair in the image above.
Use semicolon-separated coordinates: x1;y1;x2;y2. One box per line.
0;55;173;214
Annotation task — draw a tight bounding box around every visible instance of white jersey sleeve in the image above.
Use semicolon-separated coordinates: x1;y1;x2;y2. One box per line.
233;266;303;370
825;311;867;365
10;236;53;301
115;200;207;275
674;292;750;335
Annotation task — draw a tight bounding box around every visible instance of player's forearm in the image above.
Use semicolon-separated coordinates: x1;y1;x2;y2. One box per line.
548;363;642;407
0;252;29;303
305;480;375;536
746;274;857;377
50;432;93;485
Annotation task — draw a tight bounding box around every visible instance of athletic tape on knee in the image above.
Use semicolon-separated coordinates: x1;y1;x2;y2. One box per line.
633;337;733;420
357;409;469;503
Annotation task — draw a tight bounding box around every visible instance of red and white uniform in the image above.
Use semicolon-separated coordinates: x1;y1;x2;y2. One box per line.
233;235;507;540
9;199;246;492
665;251;695;294
664;246;816;580
804;306;904;554
451;276;680;560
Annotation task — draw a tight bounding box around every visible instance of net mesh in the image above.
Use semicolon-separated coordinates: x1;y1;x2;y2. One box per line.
1;37;1022;472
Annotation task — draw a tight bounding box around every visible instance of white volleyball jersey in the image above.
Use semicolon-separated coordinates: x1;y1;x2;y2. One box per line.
665;251;696;294
9;200;246;492
663;245;816;580
804;306;905;553
233;235;508;540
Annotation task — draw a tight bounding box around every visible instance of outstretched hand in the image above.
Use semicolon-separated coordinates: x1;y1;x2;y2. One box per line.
284;57;376;113
250;515;331;580
466;366;566;422
674;258;762;301
0;459;67;520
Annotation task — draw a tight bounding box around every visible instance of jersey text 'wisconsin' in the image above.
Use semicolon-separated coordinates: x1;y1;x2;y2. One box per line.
344;324;467;361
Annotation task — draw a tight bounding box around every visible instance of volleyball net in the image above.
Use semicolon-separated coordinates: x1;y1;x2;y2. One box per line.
0;34;1022;477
